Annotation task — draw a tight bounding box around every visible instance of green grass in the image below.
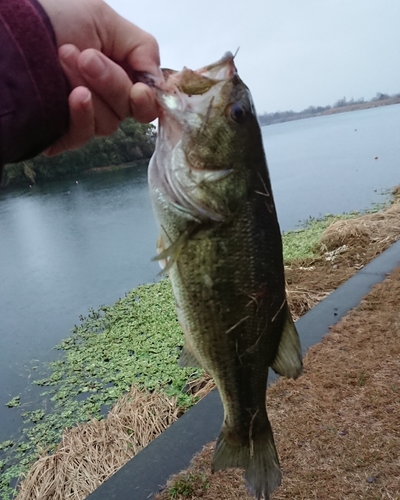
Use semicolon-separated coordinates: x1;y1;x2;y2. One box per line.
282;210;372;262
168;473;210;498
281;195;393;263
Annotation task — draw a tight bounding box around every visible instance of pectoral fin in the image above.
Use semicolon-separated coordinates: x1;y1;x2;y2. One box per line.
152;228;189;274
153;222;200;274
271;305;303;379
155;234;169;271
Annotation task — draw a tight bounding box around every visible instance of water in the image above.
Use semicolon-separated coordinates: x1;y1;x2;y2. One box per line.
263;104;400;228
0;104;399;442
0;164;160;441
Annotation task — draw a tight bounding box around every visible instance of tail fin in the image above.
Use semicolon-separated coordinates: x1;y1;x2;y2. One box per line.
212;418;281;499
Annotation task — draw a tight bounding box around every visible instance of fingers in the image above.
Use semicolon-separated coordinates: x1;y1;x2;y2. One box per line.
53;41;159;155
95;3;161;78
77;48;160;123
78;49;133;122
130;83;159;123
45;86;95;156
59;45;121;136
60;44;159;126
125;31;163;83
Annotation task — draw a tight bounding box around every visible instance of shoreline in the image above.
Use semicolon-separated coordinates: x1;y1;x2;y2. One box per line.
260;96;400;126
82;158;149;175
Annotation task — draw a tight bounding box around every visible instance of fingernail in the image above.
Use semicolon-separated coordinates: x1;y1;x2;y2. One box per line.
82;89;92;104
59;44;76;61
146;67;164;85
81;52;106;78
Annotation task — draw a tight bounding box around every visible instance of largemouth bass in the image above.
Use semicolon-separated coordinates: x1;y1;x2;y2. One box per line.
148;53;303;499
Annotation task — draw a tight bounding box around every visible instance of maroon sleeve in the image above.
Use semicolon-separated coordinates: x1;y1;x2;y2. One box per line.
0;0;70;171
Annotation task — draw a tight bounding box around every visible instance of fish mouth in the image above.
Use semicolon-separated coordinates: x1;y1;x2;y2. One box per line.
130;52;237;97
132;53;238;126
139;52;239;164
195;51;237;79
159;52;237;99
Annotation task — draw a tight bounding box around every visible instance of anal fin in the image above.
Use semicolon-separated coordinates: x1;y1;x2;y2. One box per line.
271;304;303;379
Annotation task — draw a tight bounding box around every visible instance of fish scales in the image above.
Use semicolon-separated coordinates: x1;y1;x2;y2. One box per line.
148;52;303;499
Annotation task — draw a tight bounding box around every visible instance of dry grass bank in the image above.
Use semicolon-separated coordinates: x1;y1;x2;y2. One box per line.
16;389;180;500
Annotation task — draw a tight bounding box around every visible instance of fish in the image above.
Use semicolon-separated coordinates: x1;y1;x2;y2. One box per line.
148;53;303;499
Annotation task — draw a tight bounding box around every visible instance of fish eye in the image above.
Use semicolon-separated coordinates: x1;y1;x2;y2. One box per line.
229;102;247;123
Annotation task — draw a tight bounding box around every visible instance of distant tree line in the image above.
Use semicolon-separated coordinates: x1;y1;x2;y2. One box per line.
258;91;400;126
2;119;156;187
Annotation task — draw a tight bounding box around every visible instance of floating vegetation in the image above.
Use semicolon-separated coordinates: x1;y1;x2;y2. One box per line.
5;397;20;409
0;280;201;499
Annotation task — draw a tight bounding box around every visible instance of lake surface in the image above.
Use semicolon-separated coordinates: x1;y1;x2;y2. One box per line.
0;104;399;442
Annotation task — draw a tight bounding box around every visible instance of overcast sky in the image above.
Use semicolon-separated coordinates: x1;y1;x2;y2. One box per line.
108;0;400;114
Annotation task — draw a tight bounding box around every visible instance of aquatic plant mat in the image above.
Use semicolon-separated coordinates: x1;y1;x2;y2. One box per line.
9;189;400;499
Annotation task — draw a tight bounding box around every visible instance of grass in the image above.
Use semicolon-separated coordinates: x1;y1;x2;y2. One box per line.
168;474;210;498
281;214;356;261
281;203;389;262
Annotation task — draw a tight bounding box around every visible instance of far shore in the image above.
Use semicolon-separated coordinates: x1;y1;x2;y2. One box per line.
82;158;149;175
260;96;400;126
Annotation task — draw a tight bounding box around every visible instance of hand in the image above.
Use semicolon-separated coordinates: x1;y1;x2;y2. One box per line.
38;0;162;155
